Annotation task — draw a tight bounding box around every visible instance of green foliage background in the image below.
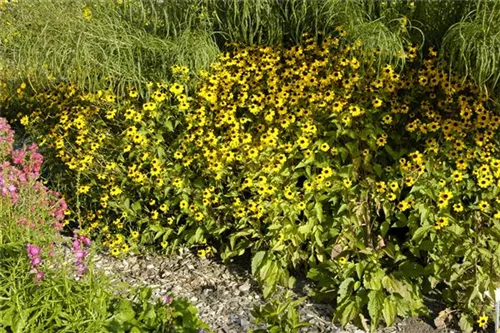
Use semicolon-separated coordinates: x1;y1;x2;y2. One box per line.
1;0;500;96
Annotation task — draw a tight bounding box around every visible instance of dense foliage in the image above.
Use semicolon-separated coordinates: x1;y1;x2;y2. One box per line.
3;33;500;331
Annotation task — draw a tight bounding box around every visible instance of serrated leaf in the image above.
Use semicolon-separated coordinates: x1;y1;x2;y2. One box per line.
337;278;354;303
342;301;358;326
368;290;384;331
382;297;397;326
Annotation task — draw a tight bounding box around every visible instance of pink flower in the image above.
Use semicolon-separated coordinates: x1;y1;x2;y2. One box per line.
36;271;45;282
74;249;87;259
80;236;91;246
73;239;81;251
161;295;174;304
27;244;41;257
30;257;42;266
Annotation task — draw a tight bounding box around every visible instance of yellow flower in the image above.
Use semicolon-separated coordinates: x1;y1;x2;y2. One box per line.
376;181;386;193
376;136;387;147
131;231;139;239
451;170;463;182
338;256;348;265
453;203;464;212
180;200;188;209
478;200;489;212
82;6;92;20
197;249;206;258
389;181;398;191
110;186;122;196
320;142;330;152
77;185;91;194
438;190;453;202
477;315;488;328
160;203;169;213
297;136;309;149
20;115;29;126
434;217;449;230
372;97;382;108
397;200;410;211
169;83;183;95
321;167;333;178
343;179;352;188
121;244;130;253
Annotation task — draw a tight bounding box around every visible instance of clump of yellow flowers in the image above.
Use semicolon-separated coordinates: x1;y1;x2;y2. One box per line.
2;32;500;329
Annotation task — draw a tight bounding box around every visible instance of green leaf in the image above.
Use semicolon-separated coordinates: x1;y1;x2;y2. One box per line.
337;278;355;303
368;290;384;330
131;200;142;214
339;301;358;326
373;164;383;177
384;145;397;160
346;142;359;156
114;300;136;323
252;251;266;276
365;269;384;291
12;315;25;333
165;120;173;131
399;262;424;278
298;219;314;235
382;296;397;326
412;225;432;243
315;202;324;222
382;276;410;298
338;204;348;214
458;314;473;333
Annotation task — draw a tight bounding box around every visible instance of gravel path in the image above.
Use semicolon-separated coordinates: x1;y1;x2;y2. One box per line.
82;247;457;333
50;236;457;333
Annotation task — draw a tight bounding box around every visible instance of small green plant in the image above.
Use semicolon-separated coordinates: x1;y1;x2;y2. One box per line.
106;286;210;333
250;291;310;333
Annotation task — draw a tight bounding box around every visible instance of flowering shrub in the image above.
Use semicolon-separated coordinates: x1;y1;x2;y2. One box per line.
3;34;500;331
0;116;66;244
